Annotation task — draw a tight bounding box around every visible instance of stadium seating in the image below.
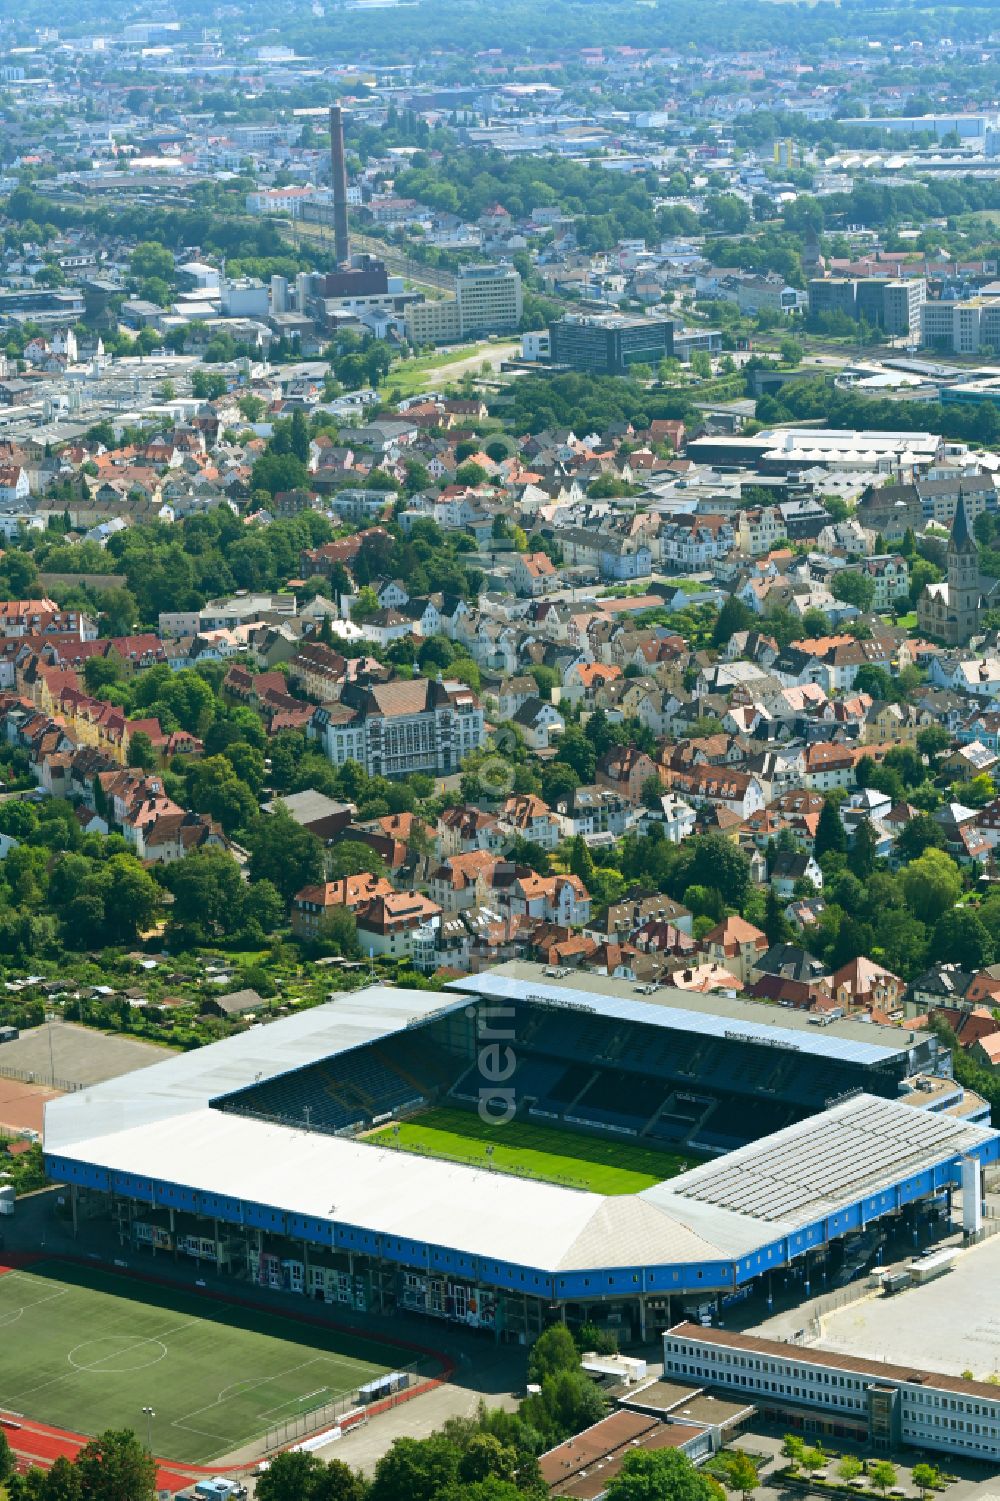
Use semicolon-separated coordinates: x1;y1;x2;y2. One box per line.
218;1049;424;1133
212;995;910;1156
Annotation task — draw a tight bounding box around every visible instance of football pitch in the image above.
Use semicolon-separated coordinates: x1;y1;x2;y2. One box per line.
366;1107;700;1193
0;1262;406;1465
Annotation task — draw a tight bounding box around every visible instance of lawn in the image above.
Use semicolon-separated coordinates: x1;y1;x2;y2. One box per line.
385;340;512;397
366;1107;699;1194
0;1262;404;1465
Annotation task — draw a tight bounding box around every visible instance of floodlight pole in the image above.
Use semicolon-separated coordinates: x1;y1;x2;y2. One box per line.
142;1406;155;1452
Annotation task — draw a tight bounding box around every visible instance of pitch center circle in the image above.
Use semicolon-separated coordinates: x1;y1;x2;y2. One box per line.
68;1335;167;1372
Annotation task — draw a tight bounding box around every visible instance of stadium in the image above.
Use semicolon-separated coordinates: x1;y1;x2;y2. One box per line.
44;962;1000;1355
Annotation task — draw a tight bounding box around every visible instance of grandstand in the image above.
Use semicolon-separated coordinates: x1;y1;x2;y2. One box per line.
42;971;999;1347
216;961;959;1158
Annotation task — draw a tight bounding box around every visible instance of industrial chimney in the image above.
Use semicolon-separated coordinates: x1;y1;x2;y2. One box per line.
329;104;351;268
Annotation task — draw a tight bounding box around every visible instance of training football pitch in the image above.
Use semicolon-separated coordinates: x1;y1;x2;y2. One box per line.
0;1262;405;1465
366;1107;700;1193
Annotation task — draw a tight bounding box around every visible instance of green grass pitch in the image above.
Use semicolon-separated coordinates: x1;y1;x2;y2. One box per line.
366;1107;700;1193
0;1262;401;1465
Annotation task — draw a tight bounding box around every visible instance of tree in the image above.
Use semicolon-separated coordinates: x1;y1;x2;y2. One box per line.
604;1447;722;1501
457;1435;519;1486
368;1436;460;1501
722;1452;759;1501
248;804;323;901
42;1457;81;1501
0;1430;13;1482
185;755;258;834
814;798;846;858
568;834;596;885
869;1461;897;1497
74;1430;156;1501
0;550;38;596
837;1457;862;1484
712;595;756;648
251;450;309;498
131;242;174;286
127;731;156;772
238;394;266;423
309;1461;367;1501
912;1464;939;1500
780;1435;805;1465
853;664;894;702
641;775;664;812
351;586;380;623
552;725;596;784
289;409;310;465
780;338;803;367
764;886;794;946
801;607;831;638
530;664;560;702
98;588;138;638
527;1324;579;1384
328;842;387;880
902;848;962;924
83;657;123;695
520;1368;606;1448
799;1448;826;1478
318;905;361;959
852;819;878;880
100;856;160;945
679;834;751;911
894;812;947;863
932;908;993;970
256;1451;324;1501
163;849;248;942
917;724;951;766
455;461;488;487
540;761;580;808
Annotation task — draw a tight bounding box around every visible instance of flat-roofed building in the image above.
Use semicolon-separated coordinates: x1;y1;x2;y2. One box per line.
664;1321;1000;1462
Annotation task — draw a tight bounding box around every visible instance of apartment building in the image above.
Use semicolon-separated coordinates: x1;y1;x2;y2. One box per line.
314;677;485;778
858;555;910;611
664;1323;1000;1463
736;506;788;558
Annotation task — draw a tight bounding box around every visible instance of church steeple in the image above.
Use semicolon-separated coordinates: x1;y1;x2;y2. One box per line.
951;490;975;553
947;491;980;640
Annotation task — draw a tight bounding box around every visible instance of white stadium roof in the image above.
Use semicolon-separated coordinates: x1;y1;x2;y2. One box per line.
44;986;464;1149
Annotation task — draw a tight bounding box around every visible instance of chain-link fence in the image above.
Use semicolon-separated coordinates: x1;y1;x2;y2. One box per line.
0;1063;83;1092
258;1356;437;1455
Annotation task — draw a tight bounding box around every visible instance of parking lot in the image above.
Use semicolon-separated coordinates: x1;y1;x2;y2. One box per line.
0;1020;172;1088
817;1233;1000;1381
719;1429;1000;1501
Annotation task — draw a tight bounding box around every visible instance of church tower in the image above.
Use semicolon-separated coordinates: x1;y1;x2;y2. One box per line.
947;491;981;642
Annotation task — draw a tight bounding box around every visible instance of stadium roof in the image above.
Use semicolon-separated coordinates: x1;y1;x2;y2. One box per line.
44;1095;994;1271
44;986;997;1274
450;965;917;1066
650;1094;989;1227
44;986;464;1151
